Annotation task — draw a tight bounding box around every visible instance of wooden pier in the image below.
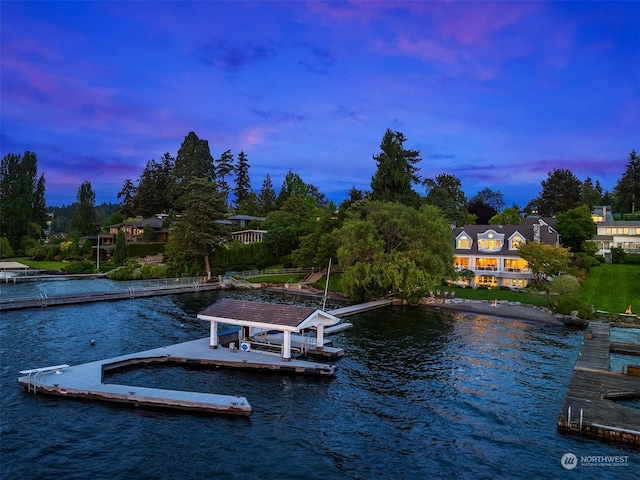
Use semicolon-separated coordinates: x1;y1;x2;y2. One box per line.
0;281;223;311
557;322;640;446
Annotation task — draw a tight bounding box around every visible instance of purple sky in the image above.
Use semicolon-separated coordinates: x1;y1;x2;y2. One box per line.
2;1;639;208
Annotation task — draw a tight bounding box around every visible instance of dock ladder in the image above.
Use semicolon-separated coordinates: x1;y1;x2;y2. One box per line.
19;364;70;394
40;293;48;307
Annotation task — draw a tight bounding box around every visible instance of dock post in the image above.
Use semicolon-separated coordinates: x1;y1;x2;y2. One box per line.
579;409;583;431
568;406;571;425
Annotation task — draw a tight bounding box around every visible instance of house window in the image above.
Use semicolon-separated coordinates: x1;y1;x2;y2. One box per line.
455;257;469;269
457;235;470;249
476;258;498;271
479;238;502;251
510;235;523;250
477;230;505;252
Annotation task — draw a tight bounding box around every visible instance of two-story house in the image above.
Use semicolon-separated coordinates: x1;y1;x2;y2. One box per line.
452;217;560;288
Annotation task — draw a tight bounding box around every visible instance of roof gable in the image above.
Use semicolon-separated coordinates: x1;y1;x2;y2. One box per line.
197;298;338;330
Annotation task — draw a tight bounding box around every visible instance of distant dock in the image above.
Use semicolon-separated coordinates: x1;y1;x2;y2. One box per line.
1;280;223;311
557;322;640;446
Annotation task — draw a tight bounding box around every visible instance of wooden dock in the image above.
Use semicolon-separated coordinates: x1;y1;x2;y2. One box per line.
557;322;640;446
328;299;395;317
17;337;342;416
0;281;223;311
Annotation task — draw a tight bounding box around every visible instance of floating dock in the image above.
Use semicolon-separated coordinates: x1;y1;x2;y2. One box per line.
557;322;640;446
17;298;394;416
17;337;344;416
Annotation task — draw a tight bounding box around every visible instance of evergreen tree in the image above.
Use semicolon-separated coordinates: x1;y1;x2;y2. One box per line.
257;173;277;215
536;169;582;216
613;149;640;215
118;178;137;217
233;151;251;211
171;132;215;208
136;154;174;217
113;229;128;265
165;177;228;278
580;177;602;210
70;181;98;237
424;173;470;226
216;149;234;204
370;129;421;208
0;151;47;250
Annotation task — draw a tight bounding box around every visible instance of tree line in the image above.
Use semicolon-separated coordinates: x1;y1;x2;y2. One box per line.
1;130;638;301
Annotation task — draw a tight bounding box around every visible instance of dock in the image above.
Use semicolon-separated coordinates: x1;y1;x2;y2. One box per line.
16;298;394;416
18;337;343;416
328;299;395;317
557;322;640;446
0;281;223;311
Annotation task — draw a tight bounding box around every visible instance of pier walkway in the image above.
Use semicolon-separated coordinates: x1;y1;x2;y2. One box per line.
1;281;223;311
557;322;640;446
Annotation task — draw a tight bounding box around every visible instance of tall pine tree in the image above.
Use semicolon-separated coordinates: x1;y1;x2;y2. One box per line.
370;129;422;208
233;151;252;212
70;181;98;237
0;151;48;251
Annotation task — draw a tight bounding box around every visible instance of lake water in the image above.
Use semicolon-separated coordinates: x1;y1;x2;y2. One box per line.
1;281;638;479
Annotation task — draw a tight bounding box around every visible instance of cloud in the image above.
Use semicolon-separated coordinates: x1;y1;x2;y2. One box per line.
196;40;274;69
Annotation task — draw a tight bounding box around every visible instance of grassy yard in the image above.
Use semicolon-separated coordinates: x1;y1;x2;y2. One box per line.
246;274;304;284
5;257;66;271
576;264;640;314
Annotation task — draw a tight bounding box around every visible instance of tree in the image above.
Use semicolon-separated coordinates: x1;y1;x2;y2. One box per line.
613;149;639;215
370;129;422;208
537;169;582;216
113;230;128;265
555;205;596;253
135;154;174;217
257;174;277;215
233;151;252;211
473;188;506;212
424;173;470;226
580;177;602;210
467;197;497;225
337;201;455;303
0;151;48;251
171;132;215;208
70;181;98;238
216;149;234;204
517;242;571;284
165;177;228;278
292;208;341;268
118;178;137;217
489;207;521;225
263;196;315;259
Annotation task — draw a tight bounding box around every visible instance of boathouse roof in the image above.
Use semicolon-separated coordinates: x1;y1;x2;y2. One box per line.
198;298;338;330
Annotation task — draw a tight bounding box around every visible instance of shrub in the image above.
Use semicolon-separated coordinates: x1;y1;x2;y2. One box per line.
550;275;581;296
574;253;600;271
549;296;595;319
0;237;14;258
624;253;640;265
63;261;95;274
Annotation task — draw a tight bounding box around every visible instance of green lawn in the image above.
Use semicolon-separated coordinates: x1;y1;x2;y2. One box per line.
246;274;304;284
576;264;640;314
449;286;550;307
5;257;66;270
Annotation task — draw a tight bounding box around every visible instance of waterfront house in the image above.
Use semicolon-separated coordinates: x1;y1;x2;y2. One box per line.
452;217;560;288
589;220;640;262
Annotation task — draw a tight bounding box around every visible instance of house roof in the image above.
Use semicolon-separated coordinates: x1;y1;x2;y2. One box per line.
197;298;338;331
453;218;559;256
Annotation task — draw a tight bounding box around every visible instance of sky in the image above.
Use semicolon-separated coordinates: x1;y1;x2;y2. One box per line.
1;1;639;208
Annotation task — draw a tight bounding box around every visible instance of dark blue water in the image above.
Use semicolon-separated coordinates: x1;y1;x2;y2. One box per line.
1;284;638;479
